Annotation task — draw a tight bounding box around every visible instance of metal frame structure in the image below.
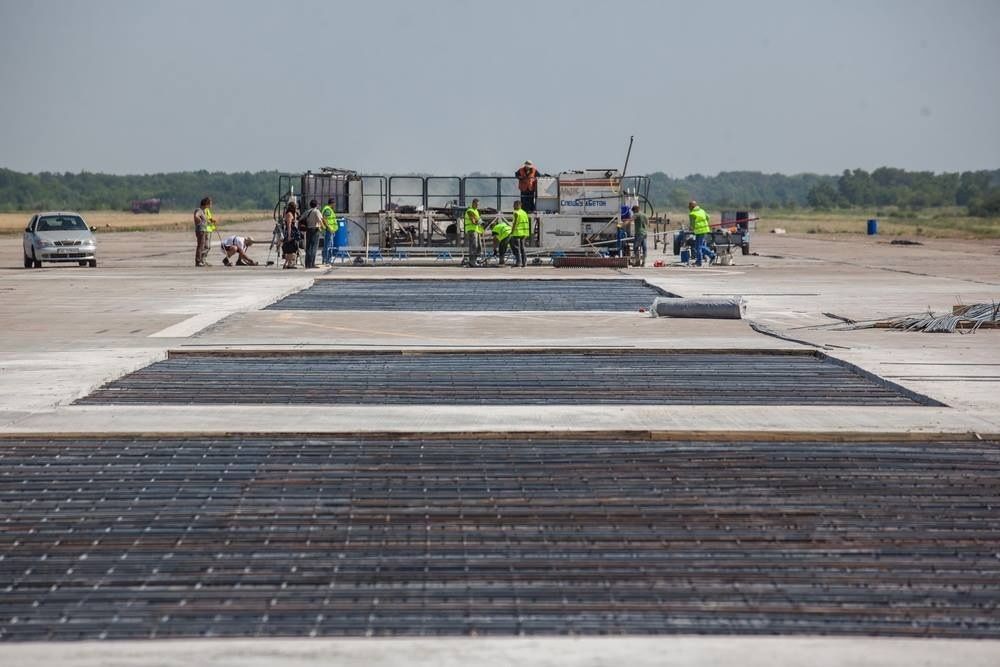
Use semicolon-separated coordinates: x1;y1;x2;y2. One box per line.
274;169;654;261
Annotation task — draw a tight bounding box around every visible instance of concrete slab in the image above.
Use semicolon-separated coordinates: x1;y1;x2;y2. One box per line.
2;636;999;667
2;224;1000;661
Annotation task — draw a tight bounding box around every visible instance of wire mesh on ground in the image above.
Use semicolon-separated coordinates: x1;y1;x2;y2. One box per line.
74;350;930;406
264;279;676;311
1;434;997;641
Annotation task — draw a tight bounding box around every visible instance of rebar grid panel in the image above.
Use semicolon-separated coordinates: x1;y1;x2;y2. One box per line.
1;433;998;641
75;351;929;406
264;279;675;311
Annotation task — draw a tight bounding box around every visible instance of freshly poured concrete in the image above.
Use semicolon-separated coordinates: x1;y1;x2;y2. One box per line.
1;223;999;663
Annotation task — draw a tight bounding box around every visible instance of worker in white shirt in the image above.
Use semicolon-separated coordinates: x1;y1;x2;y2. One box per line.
220;235;258;266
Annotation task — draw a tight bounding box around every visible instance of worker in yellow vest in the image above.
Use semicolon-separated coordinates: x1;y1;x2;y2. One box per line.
321;198;339;265
201;197;218;265
688;200;716;267
510;200;532;267
464;198;483;267
491;218;512;266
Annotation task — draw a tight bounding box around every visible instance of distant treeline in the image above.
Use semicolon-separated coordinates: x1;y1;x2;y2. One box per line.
1;167;998;216
0;169;280;212
648;168;1000;216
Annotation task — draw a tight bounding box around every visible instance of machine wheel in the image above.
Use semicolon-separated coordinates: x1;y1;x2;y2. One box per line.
88;259;97;268
672;233;681;256
741;243;750;256
24;253;32;268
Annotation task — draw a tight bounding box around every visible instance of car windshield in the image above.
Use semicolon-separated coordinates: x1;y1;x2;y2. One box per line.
37;216;88;232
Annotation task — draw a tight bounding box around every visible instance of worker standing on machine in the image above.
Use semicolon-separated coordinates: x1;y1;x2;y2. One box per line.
464;198;483;267
490;217;512;266
321;198;339;265
515;160;539;212
688;200;716;267
510;200;531;268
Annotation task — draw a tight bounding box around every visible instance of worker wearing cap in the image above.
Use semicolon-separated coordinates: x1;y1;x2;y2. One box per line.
515;160;539;212
490;217;512;266
510;200;532;268
321;198;339;265
464;198;484;267
688;200;716;267
220;235;257;266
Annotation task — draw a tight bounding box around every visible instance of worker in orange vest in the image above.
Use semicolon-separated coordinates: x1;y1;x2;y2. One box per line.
515;160;539;212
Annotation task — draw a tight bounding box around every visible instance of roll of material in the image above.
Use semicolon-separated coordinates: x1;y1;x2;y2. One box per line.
651;296;746;319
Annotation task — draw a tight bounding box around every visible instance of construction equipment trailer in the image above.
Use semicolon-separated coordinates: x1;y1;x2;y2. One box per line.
274;167;654;261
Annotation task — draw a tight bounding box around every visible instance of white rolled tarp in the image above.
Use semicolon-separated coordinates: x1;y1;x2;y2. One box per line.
651;296;747;319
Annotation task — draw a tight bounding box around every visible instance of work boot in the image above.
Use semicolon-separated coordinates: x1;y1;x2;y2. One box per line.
223;257;231;266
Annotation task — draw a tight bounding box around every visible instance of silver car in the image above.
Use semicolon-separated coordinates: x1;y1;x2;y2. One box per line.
22;212;98;268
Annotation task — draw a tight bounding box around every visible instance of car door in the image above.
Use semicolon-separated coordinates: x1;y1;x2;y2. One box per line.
22;215;37;257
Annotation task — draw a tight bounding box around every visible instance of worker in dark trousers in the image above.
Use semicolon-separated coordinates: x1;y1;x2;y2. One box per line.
321;198;339;265
688;200;716;267
464;198;483;267
515;160;539;212
632;205;648;266
299;199;324;268
491;217;512;266
510;200;531;267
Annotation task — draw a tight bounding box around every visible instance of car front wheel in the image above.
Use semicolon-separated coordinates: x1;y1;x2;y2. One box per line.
32;251;41;268
88;259;97;268
24;253;32;268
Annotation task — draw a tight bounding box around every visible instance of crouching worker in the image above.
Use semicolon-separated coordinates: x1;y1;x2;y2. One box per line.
491;218;512;265
221;235;258;266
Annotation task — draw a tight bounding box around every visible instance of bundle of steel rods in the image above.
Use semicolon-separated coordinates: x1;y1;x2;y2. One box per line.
887;302;1000;333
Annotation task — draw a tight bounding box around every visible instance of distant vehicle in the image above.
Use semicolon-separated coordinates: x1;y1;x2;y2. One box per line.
22;212;98;268
131;198;161;214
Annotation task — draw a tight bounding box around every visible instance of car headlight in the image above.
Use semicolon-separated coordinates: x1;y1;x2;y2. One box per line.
81;240;96;248
38;240;55;248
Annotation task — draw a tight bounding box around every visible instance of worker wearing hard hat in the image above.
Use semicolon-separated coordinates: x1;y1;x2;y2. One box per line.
515;160;539;212
688;200;716;267
464;198;484;267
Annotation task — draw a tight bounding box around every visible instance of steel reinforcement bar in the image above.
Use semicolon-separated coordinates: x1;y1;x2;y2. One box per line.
75;350;928;406
264;279;676;311
0;433;997;640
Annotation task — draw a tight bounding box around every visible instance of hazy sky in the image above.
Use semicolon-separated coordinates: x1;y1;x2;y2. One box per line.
1;0;997;177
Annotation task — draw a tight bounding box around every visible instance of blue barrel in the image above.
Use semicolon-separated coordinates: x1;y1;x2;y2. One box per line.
334;218;349;247
867;219;878;235
680;249;690;263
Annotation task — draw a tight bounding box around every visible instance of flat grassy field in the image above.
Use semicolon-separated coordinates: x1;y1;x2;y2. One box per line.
0;210;271;234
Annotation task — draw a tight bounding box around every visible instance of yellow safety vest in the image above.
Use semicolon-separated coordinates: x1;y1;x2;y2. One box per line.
492;221;512;241
512;209;530;237
321;205;338;232
205;207;216;233
464;206;483;233
689;206;710;235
